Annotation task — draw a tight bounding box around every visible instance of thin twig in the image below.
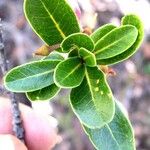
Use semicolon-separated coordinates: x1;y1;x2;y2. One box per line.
0;20;7;75
0;19;25;142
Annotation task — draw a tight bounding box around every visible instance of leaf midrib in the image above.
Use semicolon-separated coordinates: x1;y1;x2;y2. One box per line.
39;0;66;39
85;68;104;121
60;63;82;83
84;54;93;60
85;69;94;99
7;69;54;83
106;124;121;149
94;31;134;55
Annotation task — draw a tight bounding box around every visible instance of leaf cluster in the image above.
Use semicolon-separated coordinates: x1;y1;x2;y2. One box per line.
4;0;144;149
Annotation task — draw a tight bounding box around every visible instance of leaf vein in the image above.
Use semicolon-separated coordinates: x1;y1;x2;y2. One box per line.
39;0;66;39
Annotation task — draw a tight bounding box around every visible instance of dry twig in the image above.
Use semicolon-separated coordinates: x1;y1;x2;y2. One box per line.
0;19;25;142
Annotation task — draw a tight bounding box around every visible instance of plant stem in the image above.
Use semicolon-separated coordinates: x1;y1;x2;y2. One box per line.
0;22;7;75
0;19;25;142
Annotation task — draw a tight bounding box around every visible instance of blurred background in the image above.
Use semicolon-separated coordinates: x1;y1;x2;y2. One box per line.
0;0;150;149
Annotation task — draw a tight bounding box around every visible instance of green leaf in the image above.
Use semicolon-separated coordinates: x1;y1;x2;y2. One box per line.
4;60;61;92
79;48;96;67
121;14;144;57
68;49;79;58
26;84;60;101
54;57;85;88
94;25;138;60
97;14;144;65
91;24;116;43
24;0;80;45
70;67;115;128
43;52;64;61
61;33;95;52
83;101;135;150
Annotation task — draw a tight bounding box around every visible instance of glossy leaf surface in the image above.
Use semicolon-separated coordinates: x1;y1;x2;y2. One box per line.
84;101;135;150
54;57;85;88
24;0;80;45
97;14;144;65
4;60;61;92
79;48;96;67
94;25;138;60
61;33;94;52
91;24;116;43
26;84;60;101
70;67;115;128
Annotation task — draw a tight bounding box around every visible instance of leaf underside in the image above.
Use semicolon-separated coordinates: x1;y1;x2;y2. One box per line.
26;84;60;101
84;101;135;150
4;60;61;92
